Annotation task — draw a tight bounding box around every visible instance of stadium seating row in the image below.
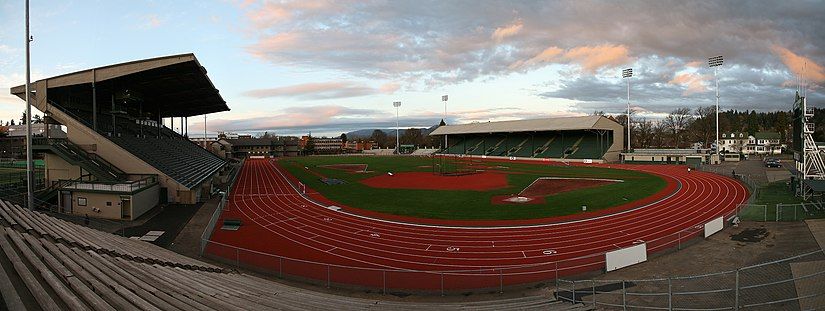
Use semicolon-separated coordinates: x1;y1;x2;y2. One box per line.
444;131;612;160
0;198;588;310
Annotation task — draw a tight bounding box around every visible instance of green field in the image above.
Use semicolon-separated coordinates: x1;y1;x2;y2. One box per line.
281;156;668;220
740;181;825;221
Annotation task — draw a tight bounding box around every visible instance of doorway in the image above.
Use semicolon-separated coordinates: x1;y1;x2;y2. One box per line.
120;197;131;220
60;191;72;213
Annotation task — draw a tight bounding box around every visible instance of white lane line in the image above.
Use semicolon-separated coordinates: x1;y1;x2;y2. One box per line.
327;246;337;252
426;245;432;251
521;251;527;258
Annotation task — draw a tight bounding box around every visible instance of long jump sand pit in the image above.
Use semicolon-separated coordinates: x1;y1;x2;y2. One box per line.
359;171;508;191
493;177;621;204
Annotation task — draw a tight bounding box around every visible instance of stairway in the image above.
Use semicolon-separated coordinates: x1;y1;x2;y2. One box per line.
33;138;125;182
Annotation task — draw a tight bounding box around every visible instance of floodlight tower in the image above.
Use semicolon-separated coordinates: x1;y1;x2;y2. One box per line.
393;101;401;154
25;0;34;210
708;55;723;158
622;68;633;152
442;95;448;148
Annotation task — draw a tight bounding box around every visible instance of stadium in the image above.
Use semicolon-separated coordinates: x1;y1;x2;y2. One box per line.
2;3;825;310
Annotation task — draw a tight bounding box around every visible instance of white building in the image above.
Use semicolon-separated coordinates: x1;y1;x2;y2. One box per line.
718;132;749;153
742;132;784;155
718;132;784;155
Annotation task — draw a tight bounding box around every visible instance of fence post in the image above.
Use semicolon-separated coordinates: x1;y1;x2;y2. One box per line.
763;205;767;222
499;269;503;294
326;265;330;288
279;257;283;277
794;205;798;221
734;269;740;310
622;281;627;311
677;231;681;250
776;204;780;221
668;278;672;311
555;262;559;296
382;270;386;295
235;248;239;268
592;279;597;305
440;273;444;296
572;281;576;303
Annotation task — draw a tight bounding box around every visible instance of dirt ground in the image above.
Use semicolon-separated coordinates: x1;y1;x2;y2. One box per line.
520;178;618;197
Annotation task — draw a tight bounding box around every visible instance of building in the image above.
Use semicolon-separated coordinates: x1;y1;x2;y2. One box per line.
223;138;283;158
718;132;749;153
0;124;66;159
300;136;344;154
622;149;713;167
10;54;228;219
344;140;375;152
742;132;784;155
429;115;623;162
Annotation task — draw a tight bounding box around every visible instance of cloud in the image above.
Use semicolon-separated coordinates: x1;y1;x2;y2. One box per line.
242;81;397;100
510;44;631;73
668;72;710;95
492;20;523;43
141;14;162;29
771;45;825;84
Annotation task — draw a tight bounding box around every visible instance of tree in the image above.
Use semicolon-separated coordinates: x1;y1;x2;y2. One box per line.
19;112;27;125
400;128;425;146
689;106;715;148
303;137;315;155
10;120;15;126
369;130;388;148
663;107;693;148
634;118;654;148
32;114;43;124
340;133;348;144
258;131;275;139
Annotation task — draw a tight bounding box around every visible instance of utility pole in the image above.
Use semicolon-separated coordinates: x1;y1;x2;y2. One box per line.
25;0;34;210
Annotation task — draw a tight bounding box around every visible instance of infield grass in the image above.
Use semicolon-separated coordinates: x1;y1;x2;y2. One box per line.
280;156;668;220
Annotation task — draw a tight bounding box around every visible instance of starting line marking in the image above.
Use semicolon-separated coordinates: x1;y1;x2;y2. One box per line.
446;246;460;252
542;249;557;255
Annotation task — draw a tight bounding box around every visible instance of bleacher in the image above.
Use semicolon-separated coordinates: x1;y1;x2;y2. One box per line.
441;131;610;161
48;100;225;190
0;198;588;310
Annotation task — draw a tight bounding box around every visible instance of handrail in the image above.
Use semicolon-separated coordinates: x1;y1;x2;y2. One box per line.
43;137;126;180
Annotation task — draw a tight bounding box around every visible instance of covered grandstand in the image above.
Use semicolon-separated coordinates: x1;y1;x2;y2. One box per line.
429;115;624;162
9;54;229;217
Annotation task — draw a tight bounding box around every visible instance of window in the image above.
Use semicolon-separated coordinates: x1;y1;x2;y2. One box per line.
77;197;87;206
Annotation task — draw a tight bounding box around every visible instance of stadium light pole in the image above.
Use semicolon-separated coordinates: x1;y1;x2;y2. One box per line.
622;68;633;152
393;101;401;153
708;55;723;158
25;0;34;210
442;95;448;148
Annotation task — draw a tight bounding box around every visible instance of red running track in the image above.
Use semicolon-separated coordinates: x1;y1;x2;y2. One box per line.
206;158;749;291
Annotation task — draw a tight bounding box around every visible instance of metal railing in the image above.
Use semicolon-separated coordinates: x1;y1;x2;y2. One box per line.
556;249;825;310
58;175;157;193
200;159;244;254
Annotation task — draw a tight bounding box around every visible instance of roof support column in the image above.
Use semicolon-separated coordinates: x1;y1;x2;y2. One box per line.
92;69;97;131
111;93;116;136
157;108;161;138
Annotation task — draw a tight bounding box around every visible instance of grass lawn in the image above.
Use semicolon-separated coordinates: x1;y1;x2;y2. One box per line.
280;156;668;221
740;180;825;221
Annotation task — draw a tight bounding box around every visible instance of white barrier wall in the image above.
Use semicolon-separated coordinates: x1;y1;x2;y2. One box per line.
704;216;725;238
605;243;647;272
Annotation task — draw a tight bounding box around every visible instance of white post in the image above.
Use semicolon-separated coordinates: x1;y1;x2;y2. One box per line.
442;95;448;149
25;0;34;210
622;68;633;153
715;66;719;158
203;114;207;149
393;101;401;153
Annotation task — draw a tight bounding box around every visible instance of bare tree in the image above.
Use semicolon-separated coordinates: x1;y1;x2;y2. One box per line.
663;108;693;148
635;118;654;148
689;106;715;148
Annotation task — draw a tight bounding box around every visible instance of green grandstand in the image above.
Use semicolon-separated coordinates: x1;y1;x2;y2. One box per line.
430;115;624;162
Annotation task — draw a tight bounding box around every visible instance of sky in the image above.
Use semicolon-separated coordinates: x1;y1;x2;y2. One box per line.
0;0;823;137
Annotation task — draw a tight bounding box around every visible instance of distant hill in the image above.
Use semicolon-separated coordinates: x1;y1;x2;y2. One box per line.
346;125;440;139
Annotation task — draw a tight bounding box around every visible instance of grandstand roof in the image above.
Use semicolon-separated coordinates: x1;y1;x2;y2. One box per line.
10;53;228;117
429;115;621;136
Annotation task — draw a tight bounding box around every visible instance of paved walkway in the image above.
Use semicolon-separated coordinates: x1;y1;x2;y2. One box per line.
169;196;221;259
805;219;825;251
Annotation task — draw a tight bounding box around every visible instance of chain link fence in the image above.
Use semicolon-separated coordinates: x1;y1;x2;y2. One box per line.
557;249;825;310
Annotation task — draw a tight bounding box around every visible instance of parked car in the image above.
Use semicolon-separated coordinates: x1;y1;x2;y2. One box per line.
765;158;782;168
